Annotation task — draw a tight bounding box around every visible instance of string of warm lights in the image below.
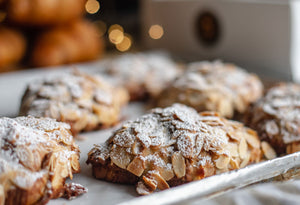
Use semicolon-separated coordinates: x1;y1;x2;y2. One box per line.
86;0;164;52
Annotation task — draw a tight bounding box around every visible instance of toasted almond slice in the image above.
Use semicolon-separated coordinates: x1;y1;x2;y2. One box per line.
177;134;193;158
136;181;153;195
150;172;170;190
127;156;145;177
239;138;248;159
215;155;230;170
16;146;36;171
71;154;80;172
226;142;239;157
229;158;240;169
158;166;175;181
227;131;241;142
244;130;260;149
194;135;204;156
240;151;250;168
172;152;186;178
245;129;260;149
110;146;132;169
261;141;277;160
142;175;157;191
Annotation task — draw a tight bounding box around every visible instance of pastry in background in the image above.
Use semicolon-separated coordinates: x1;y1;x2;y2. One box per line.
0;116;85;205
87;104;262;195
157;61;263;119
6;0;86;26
100;52;181;101
0;26;26;71
30;19;103;67
244;83;300;155
19;70;129;135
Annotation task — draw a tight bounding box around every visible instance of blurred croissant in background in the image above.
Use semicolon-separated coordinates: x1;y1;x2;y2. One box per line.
0;0;104;72
6;0;86;26
0;26;26;71
31;19;103;67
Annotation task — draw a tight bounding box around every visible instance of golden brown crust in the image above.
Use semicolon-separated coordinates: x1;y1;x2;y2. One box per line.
87;104;262;195
6;0;86;26
30;19;103;67
244;83;300;155
157;61;263;118
19;70;129;136
0;26;26;70
0;116;81;204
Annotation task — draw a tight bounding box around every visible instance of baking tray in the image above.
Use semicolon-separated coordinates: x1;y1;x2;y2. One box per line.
1;63;300;205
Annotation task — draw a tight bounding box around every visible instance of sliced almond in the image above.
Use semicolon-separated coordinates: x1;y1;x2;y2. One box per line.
158;166;175;181
261;141;277;160
226;142;239;157
172;152;186;178
215;155;230;170
245;129;260;149
177;134;193;158
142;175;157;191
238;138;248;159
194;134;204;156
71;154;80;172
110;146;132;169
132;141;141;155
127;156;145;177
240;151;250;168
229;158;240;169
150;172;170;190
136;181;153;195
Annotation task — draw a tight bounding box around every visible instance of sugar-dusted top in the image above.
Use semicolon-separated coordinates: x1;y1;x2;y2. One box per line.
252;83;300;144
176;60;262;99
20;70;129;134
0;116;79;197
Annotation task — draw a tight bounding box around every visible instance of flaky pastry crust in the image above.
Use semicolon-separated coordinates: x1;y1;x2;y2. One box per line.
19;70;129;135
0;116;82;205
87;104;262;195
157;61;263;118
245;83;300;155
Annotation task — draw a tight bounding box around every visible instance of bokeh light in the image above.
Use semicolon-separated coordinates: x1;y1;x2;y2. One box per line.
85;0;100;14
116;34;132;52
149;24;164;39
108;24;124;44
108;24;124;33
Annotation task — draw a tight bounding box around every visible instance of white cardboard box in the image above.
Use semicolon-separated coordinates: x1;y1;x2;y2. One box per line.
141;0;300;81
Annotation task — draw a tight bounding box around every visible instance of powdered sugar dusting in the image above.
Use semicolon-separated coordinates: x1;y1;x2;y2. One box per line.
160;60;263;117
20;70;128;134
92;104;236;170
0;116;79;199
251;83;300;144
